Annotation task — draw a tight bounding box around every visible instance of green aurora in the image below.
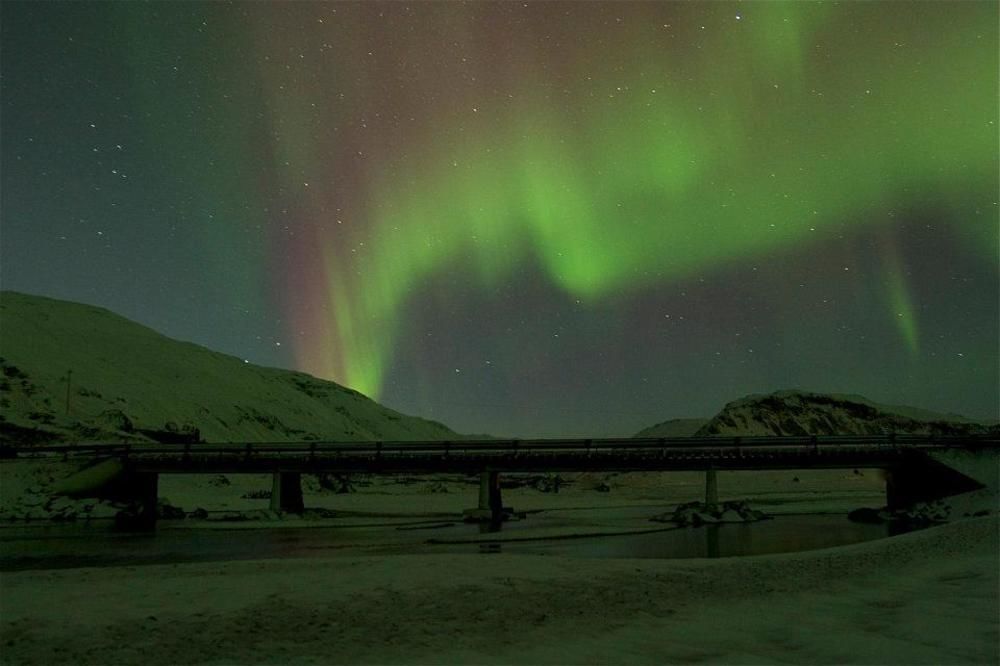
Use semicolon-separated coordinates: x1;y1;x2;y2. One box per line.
1;0;997;435
316;2;997;398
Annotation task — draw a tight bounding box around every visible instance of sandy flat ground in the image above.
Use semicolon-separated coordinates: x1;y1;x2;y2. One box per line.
1;516;996;665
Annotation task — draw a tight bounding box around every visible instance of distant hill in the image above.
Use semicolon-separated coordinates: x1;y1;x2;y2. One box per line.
0;291;459;444
693;390;996;437
633;418;709;438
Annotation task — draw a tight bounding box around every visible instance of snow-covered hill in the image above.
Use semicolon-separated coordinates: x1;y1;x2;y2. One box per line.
693;390;996;437
633;418;709;438
0;291;458;444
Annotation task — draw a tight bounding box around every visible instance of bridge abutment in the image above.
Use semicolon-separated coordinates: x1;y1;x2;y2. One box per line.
885;452;984;510
270;472;305;513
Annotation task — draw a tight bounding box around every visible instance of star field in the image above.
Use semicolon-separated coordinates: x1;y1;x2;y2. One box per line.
1;1;997;436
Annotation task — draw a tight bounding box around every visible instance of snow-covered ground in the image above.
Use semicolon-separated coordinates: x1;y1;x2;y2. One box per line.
2;366;996;665
2;454;998;665
1;516;995;665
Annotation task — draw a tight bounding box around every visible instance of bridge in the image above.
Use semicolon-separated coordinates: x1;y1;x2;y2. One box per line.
8;434;996;528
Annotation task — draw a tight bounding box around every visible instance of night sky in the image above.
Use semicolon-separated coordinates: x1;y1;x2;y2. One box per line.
2;1;997;437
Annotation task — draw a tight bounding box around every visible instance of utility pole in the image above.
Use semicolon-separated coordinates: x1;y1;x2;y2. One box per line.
65;369;72;416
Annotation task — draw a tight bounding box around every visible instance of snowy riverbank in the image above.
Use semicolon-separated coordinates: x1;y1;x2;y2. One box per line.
1;516;996;664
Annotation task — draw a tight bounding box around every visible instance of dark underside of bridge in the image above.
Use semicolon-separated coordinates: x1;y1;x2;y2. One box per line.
884;449;986;510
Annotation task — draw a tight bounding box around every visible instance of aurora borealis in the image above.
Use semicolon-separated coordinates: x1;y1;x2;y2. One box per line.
2;2;997;436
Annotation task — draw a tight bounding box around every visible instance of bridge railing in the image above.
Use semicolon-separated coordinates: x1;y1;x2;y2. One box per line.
3;434;995;462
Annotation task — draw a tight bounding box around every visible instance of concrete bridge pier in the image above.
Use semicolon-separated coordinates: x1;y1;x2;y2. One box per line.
464;471;504;522
270;472;304;513
705;468;718;507
114;471;159;530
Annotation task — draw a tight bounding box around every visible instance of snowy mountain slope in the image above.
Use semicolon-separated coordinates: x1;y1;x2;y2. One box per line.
633;418;709;438
0;291;458;444
693;390;996;437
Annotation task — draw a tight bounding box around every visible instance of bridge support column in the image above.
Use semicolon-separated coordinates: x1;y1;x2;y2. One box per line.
705;468;718;507
488;471;503;522
113;472;158;531
464;471;503;522
270;472;304;514
478;472;492;512
136;472;158;529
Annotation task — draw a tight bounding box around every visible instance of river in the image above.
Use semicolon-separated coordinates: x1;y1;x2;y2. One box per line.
0;505;921;571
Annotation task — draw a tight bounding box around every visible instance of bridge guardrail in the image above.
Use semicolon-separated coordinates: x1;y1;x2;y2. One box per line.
184;434;982;455
2;434;996;460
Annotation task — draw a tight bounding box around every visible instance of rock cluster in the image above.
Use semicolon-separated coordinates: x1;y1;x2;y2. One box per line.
651;500;769;526
157;498;186;520
0;486;205;524
423;481;450;494
531;475;565;493
303;473;355;494
0;488;123;523
848;499;970;525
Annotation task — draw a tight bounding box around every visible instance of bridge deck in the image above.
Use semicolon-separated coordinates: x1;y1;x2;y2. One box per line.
7;434;996;475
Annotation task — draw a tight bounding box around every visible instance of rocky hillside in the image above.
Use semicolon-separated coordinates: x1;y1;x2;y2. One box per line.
0;291;458;444
633;418;709;438
694;390;997;437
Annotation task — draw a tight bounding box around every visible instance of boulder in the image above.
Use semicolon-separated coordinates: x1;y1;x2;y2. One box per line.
87;503;120;520
46;497;77;513
95;409;134;433
157;501;185;520
657;500;769;526
848;507;884;523
695;513;720;525
113;507;149;530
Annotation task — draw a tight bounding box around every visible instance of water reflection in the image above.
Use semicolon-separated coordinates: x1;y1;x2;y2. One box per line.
477;520;503;535
706;526;720;558
481;515;923;560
